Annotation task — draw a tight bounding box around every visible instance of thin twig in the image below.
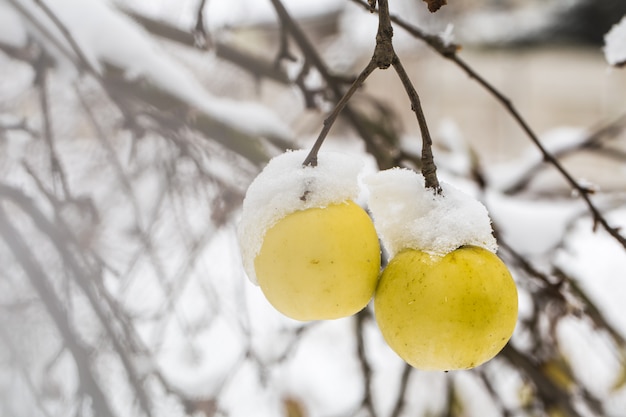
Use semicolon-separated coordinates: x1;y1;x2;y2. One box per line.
501;114;626;194
355;310;377;417
269;0;401;169
31;0;98;73
0;117;38;138
476;369;513;417
501;344;583;417
281;0;440;185
193;0;210;48
376;0;441;191
389;363;413;417
0;204;116;417
6;0;79;67
351;0;626;249
0;184;155;416
392;58;440;192
275;19;297;64
452;55;626;247
34;56;71;198
74;86;144;229
118;6;291;85
302;61;377;166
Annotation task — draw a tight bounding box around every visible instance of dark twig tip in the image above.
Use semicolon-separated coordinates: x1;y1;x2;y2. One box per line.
423;0;447;13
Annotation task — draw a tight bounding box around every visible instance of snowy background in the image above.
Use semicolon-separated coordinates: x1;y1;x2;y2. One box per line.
0;0;625;416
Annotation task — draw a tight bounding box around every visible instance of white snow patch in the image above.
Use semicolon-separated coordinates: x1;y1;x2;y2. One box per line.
485;191;585;256
556;317;623;398
7;0;291;140
205;0;345;28
486;127;587;192
238;150;366;284
0;1;28;47
278;319;363;416
454;372;502;417
604;15;626;66
440;23;455;47
363;315;409;416
220;359;282;417
365;168;497;258
554;208;626;336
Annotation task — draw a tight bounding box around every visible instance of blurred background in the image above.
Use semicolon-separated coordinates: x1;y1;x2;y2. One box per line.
0;0;625;416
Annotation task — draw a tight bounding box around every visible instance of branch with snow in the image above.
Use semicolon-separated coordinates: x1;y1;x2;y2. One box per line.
5;0;293;165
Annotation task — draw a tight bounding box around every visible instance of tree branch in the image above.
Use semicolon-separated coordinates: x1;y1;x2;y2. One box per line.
302;61;377;166
0;204;116;417
269;0;403;169
193;0;210;48
0;184;154;416
392;57;440;192
351;0;626;248
272;0;440;185
355;310;377;417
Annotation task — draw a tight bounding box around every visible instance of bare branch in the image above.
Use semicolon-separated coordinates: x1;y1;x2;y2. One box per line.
33;56;71;198
0;184;154;416
269;0;402;169
118;5;291;85
193;0;210;49
389;363;412;417
355;310;377;417
351;0;626;249
0;204;116;417
302;61;377;166
30;0;98;72
392;58;440;192
501;344;584;417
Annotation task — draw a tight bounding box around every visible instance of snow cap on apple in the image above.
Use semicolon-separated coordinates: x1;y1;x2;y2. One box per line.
237;149;365;285
365;167;497;257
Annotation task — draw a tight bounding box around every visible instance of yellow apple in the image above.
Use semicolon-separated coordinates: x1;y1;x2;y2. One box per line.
255;200;381;321
374;246;518;370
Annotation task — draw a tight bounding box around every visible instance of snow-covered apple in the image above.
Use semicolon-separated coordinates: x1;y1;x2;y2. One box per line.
255;200;380;320
366;168;519;370
238;150;380;321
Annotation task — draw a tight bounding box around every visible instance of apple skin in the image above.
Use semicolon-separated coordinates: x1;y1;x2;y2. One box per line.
254;200;381;321
374;246;518;370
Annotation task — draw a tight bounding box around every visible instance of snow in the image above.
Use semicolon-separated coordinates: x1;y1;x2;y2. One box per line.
604;15;626;67
278;319;364;416
205;0;345;29
6;0;291;141
485;127;588;192
456;5;553;46
485;191;585;256
237;149;366;284
0;1;28;47
365;167;497;258
549;208;626;413
156;316;245;398
554;208;626;337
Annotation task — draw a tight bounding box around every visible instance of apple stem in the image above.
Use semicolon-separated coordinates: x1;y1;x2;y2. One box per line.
302;61;377;167
300;0;441;193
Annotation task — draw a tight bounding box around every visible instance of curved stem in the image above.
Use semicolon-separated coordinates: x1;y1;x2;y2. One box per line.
302;61;377;166
303;0;442;190
392;57;440;192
